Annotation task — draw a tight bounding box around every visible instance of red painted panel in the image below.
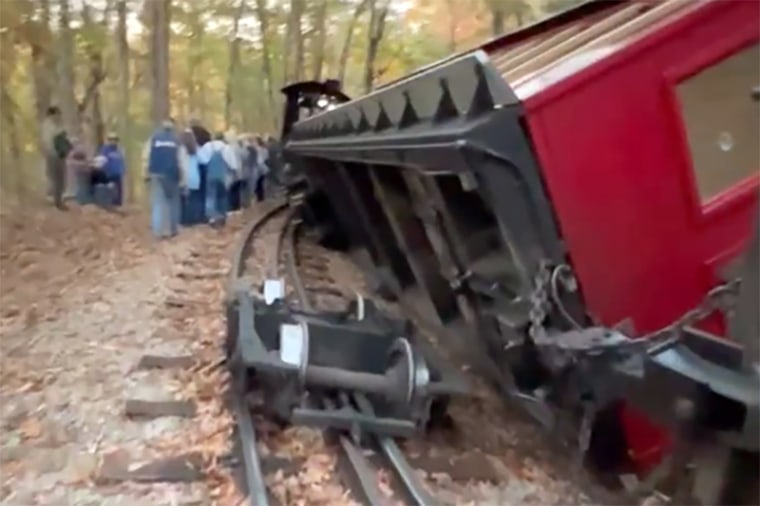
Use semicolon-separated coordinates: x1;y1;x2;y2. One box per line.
523;1;759;336
520;1;759;474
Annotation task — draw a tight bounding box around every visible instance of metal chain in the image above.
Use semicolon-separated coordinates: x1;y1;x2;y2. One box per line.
528;261;552;340
527;259;742;346
643;278;742;343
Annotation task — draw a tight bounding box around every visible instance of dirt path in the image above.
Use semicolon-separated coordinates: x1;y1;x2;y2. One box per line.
0;206;244;505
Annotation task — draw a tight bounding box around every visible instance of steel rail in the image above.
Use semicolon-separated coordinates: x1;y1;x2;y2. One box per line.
227;202;290;506
278;212;390;504
279;211;434;506
228;202;290;295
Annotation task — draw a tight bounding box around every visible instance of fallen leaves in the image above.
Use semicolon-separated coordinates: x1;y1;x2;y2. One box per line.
18;416;42;440
146;213;248;505
266;452;355;506
0;204;154;339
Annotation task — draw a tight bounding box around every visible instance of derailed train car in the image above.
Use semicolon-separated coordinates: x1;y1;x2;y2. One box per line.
284;0;759;501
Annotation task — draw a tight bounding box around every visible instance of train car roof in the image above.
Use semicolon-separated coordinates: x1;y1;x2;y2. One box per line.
377;0;706;101
505;0;709;100
375;0;626;92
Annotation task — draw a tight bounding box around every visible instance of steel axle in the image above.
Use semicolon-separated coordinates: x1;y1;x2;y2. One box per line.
303;360;410;403
284;323;425;406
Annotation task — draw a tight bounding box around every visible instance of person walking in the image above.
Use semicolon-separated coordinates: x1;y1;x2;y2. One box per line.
40;106;71;209
179;129;203;225
189;118;211;222
197;132;239;227
143;119;188;239
225;130;244;212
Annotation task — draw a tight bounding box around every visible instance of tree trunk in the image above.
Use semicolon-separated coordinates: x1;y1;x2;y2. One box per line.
487;0;530;35
0;89;23;198
57;0;80;138
116;0;134;201
81;4;107;149
283;0;294;83
0;39;22;197
187;22;198;118
487;0;506;36
445;0;457;53
283;0;305;84
56;0;80;197
30;0;53;126
337;0;368;86
491;8;505;36
294;0;305;82
224;0;245;130
150;0;171;126
364;0;390;94
188;19;205;120
311;0;328;81
254;0;276;130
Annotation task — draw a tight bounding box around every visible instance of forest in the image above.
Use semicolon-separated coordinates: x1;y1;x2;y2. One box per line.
0;0;582;205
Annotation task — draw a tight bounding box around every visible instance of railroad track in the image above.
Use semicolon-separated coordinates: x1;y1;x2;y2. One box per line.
226;201;436;506
225;201;625;506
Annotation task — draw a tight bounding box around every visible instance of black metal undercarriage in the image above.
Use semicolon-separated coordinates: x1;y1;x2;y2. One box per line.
230;284;468;439
276;54;760;503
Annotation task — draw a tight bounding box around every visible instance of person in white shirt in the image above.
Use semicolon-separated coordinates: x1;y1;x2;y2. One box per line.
196;132;240;227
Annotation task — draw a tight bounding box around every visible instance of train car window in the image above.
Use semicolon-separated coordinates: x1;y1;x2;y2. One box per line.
675;42;760;203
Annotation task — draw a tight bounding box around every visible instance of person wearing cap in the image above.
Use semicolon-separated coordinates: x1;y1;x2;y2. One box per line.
98;132;126;206
142;118;189;238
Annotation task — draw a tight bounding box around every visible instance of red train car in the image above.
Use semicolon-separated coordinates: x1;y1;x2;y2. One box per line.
488;0;760;473
284;0;759;500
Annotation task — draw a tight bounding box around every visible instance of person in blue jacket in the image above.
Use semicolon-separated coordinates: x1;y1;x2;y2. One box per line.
98;133;126;206
143;119;188;238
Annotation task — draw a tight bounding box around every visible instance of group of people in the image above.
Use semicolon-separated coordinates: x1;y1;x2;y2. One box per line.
40;105;282;240
144;118;280;239
41;106;126;210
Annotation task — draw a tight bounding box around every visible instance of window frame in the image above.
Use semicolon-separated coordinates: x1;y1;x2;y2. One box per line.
663;32;760;227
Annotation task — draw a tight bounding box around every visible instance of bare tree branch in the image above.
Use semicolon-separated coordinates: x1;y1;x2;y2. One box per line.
77;71;107;114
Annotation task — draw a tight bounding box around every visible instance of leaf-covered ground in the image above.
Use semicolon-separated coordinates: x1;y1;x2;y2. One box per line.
0;203;638;506
0;204;243;505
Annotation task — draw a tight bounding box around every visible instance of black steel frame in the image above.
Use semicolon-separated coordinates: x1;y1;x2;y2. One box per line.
287;51;568;288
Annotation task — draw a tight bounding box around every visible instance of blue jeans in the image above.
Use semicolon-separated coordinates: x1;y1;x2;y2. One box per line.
108;175;123;206
150;176;180;238
205;179;228;224
181;189;205;226
75;172;93;205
